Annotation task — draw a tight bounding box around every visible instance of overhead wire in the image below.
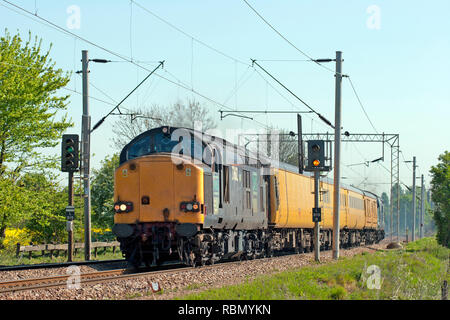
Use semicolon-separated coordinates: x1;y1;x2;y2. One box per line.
241;0;335;74
240;0;383;144
240;0;399;195
1;0;270;130
130;0;250;67
251;59;334;129
252;68;327;132
131;0;336;131
347;76;379;134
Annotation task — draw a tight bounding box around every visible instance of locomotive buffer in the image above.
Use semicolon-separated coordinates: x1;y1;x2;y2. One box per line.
304;140;331;262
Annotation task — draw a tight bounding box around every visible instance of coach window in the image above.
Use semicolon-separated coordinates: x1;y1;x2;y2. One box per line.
260;176;265;212
223;166;230;203
243;170;251;210
252;172;258;213
218;164;223;208
274;176;280;211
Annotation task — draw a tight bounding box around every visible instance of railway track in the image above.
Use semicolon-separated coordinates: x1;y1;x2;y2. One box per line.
0;262;187;294
0;257;267;295
0;241;388;295
0;259;126;272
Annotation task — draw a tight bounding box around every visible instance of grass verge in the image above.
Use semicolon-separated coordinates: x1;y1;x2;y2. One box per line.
0;247;123;266
179;238;449;300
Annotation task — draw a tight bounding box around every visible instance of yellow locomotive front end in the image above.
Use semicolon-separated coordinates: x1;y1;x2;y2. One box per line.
112;127;207;267
114;155;205;225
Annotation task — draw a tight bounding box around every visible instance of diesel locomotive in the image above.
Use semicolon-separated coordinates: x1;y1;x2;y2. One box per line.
112;126;385;267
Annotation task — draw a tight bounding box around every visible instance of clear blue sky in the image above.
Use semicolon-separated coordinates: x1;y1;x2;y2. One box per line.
1;0;449;195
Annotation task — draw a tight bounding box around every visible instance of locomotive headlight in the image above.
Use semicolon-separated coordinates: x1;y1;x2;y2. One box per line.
114;201;133;213
180;201;201;212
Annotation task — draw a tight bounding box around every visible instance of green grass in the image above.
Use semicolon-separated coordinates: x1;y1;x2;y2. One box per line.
0;247;123;266
178;238;449;300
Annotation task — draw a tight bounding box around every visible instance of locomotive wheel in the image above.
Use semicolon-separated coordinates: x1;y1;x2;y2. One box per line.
266;246;274;258
127;242;143;269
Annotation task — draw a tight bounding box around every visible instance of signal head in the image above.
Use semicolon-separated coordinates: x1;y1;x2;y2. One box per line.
61;134;79;172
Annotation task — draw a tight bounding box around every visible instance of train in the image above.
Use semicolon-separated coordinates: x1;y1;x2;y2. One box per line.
112;126;385;267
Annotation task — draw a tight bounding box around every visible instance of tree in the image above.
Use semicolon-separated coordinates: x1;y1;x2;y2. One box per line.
253;127;298;167
0;171;71;247
0;30;72;245
0;174;30;247
0;30;72;176
21;172;69;244
277;129;298;166
429;151;450;248
91;154;120;229
112;99;216;150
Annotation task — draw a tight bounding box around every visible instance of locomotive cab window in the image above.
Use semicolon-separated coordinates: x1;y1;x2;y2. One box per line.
127;135;151;160
124;130;207;163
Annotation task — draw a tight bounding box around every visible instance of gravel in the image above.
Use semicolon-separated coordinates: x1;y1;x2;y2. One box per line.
0;241;390;300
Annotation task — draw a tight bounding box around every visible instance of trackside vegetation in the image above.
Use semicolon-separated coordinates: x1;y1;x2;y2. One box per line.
179;238;449;300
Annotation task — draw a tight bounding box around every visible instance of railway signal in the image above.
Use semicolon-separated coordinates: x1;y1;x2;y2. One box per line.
61;134;79;172
306;140;329;171
304;139;331;262
61;134;79;262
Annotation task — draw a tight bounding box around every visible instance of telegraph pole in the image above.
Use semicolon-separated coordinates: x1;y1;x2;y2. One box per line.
82;50;91;260
332;51;343;260
404;205;407;239
297;114;304;174
420;174;424;239
412;156;416;242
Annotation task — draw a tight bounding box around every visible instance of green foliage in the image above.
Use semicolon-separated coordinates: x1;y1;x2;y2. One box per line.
21;172;68;243
91;154;119;229
329;286;347;300
0;29;74;247
0;244;123;266
0;29;72;175
384;182;435;237
429;151;450;248
0;172;72;246
0;175;31;246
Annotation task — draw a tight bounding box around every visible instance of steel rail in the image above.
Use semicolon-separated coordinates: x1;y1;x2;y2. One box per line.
0;241;387;295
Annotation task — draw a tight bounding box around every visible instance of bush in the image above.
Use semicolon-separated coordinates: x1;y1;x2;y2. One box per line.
329;286;347;300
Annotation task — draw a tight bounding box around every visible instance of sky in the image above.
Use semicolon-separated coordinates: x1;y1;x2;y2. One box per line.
1;0;449;196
